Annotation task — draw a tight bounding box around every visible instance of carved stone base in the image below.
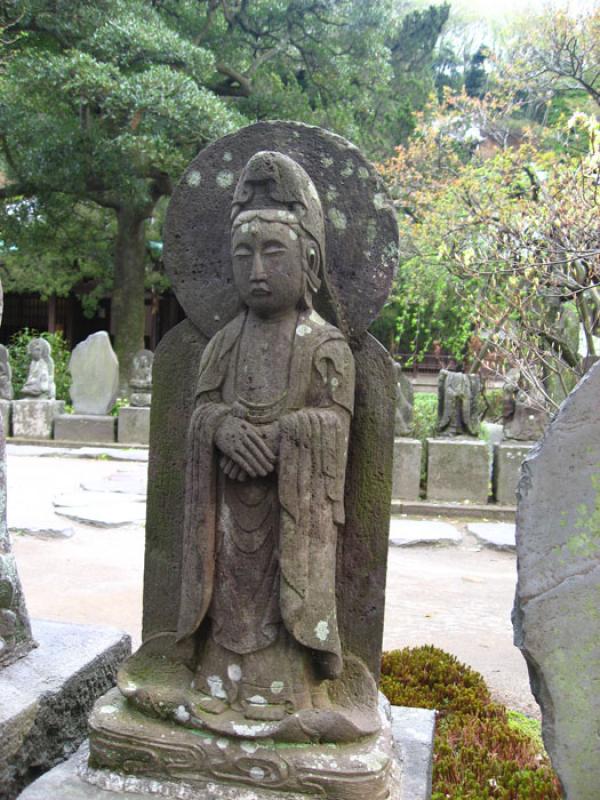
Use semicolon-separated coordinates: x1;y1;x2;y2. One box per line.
54;414;116;443
494;442;535;506
392;438;421;501
118;407;150;445
86;688;400;800
11;399;65;439
426;437;489;503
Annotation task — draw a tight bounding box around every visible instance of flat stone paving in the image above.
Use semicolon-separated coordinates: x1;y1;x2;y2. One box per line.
7;444;537;719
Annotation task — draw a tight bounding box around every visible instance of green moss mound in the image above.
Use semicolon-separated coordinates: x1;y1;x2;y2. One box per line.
381;646;562;799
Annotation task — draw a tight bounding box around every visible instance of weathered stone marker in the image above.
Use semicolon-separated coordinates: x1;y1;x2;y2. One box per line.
55;331;119;443
513;360;600;799
0;344;13;437
12;339;64;439
117;350;153;444
80;122;409;798
391;364;421;501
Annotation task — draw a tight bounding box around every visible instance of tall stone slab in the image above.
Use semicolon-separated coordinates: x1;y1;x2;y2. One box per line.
85;122;403;799
69;332;119;415
513;360;600;799
0;280;35;667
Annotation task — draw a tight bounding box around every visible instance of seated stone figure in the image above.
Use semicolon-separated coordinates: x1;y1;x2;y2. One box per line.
437;368;480;437
503;369;549;441
116;151;380;744
0;345;13;401
20;338;56;400
129;349;153;407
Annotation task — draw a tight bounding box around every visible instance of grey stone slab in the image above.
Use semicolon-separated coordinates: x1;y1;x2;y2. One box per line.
9;521;74;539
18;704;434;800
426;438;490;504
7;444;148;462
392;437;421;501
389;518;461;547
54;415;116;444
514;361;600;799
117;406;150;445
467;522;515;551
1;619;130;800
391;706;435;800
69;332;119;416
11;400;65;439
80;470;147;496
494;442;535;506
54;503;146;528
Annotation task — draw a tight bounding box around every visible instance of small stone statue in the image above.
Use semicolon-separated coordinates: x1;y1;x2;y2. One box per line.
129;349;153;407
394;362;413;436
0;346;13;401
20;338;56;400
503;370;549;441
437;368;481;437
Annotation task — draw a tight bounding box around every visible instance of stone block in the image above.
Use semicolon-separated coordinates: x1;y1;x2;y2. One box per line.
11;400;65;439
426;438;490;504
117;406;150;445
18;702;436;800
494;442;535;506
0;619;130;800
392;437;421;500
54;414;116;444
0;399;10;438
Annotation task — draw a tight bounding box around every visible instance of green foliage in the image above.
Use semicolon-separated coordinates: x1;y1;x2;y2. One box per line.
483;388;504;422
412;392;438;442
381;646;562;799
8;328;71;402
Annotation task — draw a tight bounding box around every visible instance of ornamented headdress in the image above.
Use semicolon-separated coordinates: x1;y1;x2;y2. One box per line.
231;151;325;301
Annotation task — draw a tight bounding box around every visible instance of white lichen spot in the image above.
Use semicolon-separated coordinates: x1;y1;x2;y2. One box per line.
326;188;338;202
328;208;347;230
373;193;386;210
289;229;298;240
331;377;339;389
174;705;190;723
232;722;270;736
314;620;330;642
241;222;249;233
248;695;267;705
321;156;334;168
358;167;369;179
217;170;234;188
309;310;323;326
277;209;286;218
207;675;227;699
216;738;229;750
250;767;266;781
270;680;284;695
241;740;259;754
223;151;233;162
186;170;201;187
99;705;119;715
121;682;137;697
228;663;242;682
296;324;312;337
341;160;354;177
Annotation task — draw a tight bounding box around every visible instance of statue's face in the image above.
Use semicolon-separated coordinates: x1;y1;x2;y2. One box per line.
30;341;42;360
232;219;305;317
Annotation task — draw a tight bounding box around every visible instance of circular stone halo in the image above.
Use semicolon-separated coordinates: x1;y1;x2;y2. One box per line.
164;121;399;341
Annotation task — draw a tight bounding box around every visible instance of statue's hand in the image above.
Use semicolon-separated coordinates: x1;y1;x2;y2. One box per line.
215;415;276;478
219;456;250;482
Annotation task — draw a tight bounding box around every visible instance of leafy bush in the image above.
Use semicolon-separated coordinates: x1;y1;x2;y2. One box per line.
9;328;71;402
412;392;438;442
381;646;562;799
483;388;504;422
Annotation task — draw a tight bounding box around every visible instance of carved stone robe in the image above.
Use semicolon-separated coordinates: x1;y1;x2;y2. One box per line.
177;308;355;682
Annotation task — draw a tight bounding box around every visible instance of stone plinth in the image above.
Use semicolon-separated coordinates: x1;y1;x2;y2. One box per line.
0;619;130;800
392;437;422;500
54;414;116;444
18;701;436;800
0;399;10;438
494;442;535;506
11;400;65;439
426;438;489;504
117;406;150;445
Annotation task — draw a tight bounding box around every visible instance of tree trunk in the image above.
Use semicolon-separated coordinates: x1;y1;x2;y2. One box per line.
112;207;148;395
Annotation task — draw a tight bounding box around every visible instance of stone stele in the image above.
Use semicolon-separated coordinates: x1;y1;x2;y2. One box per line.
69;332;119;415
86;123;401;799
394;363;413;436
129;349;154;407
0;279;36;667
513;360;600;799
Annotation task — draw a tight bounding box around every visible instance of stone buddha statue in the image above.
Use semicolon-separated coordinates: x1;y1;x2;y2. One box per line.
114;152;381;744
20;338;56;400
129;349;153;407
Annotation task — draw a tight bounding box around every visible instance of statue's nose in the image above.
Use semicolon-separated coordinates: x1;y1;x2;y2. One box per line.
250;253;267;282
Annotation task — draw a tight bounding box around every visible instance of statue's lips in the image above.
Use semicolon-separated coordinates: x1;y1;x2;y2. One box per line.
250;287;271;296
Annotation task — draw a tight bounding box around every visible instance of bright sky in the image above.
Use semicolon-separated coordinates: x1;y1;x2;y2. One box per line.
454;0;595;21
